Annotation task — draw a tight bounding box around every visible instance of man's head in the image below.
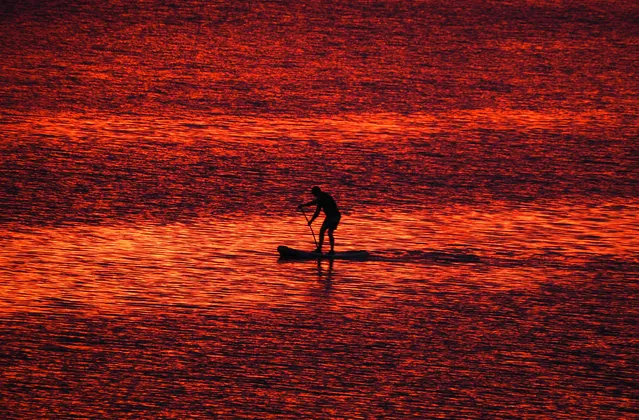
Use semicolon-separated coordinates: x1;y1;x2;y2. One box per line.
311;186;321;197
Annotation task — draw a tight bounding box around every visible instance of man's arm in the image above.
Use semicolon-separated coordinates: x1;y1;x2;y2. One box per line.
298;199;317;209
309;203;321;224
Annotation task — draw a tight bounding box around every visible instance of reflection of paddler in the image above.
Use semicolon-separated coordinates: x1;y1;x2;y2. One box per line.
298;186;341;254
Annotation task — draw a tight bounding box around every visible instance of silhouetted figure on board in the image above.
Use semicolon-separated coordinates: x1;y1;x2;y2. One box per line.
298;186;341;254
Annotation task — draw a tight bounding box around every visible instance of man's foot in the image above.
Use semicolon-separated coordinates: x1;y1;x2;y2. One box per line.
327;249;335;255
313;247;322;254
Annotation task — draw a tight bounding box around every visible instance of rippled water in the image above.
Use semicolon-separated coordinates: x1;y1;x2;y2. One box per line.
1;0;638;418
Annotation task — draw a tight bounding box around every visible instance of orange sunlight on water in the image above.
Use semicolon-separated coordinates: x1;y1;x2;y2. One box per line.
1;0;637;417
2;215;637;417
2;202;636;315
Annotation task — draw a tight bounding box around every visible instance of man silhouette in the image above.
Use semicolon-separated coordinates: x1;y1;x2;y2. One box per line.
298;186;341;254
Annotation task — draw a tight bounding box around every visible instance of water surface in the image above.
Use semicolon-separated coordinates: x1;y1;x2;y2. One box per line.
1;0;637;418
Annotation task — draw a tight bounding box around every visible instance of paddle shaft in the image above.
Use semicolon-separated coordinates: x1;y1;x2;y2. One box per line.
299;207;319;248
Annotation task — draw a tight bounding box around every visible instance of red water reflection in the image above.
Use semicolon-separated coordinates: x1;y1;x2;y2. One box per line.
1;0;638;417
1;111;637;227
2;1;637;116
1;214;637;417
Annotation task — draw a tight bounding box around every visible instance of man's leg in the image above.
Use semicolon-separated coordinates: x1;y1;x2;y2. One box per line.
317;225;327;252
328;228;335;253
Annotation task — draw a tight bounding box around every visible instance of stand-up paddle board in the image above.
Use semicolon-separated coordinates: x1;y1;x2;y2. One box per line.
278;246;370;261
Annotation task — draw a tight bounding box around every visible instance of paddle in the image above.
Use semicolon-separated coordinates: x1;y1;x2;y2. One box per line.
299;206;319;249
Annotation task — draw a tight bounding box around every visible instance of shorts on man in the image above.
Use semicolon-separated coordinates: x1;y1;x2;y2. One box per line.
322;214;341;230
